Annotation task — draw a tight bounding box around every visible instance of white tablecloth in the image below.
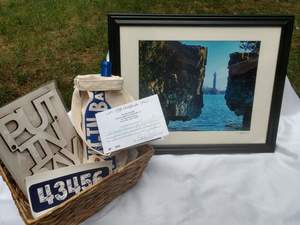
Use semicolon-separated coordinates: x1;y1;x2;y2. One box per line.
1;78;300;225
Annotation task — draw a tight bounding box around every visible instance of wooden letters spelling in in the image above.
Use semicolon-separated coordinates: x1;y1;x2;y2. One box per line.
0;82;83;195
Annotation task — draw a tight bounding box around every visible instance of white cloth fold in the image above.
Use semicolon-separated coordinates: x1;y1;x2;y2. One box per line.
1;78;300;225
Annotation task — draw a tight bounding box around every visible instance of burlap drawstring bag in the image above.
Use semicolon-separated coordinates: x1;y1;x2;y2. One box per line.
70;74;138;169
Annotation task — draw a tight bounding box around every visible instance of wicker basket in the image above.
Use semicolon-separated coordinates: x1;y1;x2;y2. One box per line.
0;145;154;225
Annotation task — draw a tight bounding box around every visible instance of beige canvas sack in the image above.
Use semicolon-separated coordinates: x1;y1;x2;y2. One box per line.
70;74;138;169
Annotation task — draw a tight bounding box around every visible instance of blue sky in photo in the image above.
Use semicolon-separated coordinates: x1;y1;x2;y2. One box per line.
181;41;242;91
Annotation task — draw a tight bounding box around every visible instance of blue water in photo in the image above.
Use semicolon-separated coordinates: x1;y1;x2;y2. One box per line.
168;94;243;131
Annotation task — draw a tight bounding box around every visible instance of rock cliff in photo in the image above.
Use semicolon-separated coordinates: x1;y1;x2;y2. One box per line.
225;52;259;129
139;41;207;124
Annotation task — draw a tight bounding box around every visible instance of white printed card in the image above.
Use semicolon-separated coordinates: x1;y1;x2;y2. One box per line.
96;95;169;153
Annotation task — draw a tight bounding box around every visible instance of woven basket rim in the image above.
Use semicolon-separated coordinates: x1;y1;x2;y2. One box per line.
0;145;154;223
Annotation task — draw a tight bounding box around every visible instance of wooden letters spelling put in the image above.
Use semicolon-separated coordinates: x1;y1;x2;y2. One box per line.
0;82;83;195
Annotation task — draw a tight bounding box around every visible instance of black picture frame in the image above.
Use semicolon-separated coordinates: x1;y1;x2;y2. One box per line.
108;14;294;154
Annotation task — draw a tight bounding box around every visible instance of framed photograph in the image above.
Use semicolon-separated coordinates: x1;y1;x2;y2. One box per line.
108;14;294;154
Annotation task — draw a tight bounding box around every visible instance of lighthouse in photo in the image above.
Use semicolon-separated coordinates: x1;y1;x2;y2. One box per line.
212;72;217;94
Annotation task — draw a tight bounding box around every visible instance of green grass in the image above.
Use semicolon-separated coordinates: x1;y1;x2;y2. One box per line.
0;0;299;109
